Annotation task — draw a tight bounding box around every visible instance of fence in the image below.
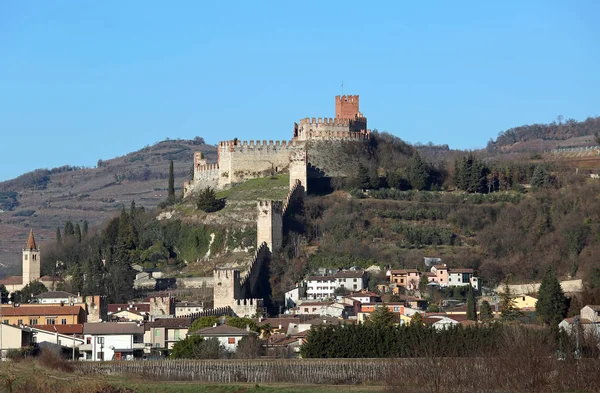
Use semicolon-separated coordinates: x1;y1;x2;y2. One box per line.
75;358;400;384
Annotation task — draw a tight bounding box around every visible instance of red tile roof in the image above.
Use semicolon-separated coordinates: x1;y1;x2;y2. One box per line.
32;324;83;334
1;305;83;317
0;276;23;285
83;322;145;335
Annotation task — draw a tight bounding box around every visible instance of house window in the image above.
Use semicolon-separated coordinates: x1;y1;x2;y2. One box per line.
17;319;22;325
86;337;91;344
97;337;104;344
174;330;180;340
393;307;400;312
97;352;103;360
47;318;56;325
353;278;357;282
61;319;67;325
155;330;160;337
29;319;38;325
353;285;357;290
228;337;235;344
3;320;8;324
25;255;28;260
304;308;308;312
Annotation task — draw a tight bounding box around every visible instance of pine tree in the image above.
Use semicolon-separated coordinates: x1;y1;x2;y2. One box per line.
530;165;550;188
168;160;175;199
536;268;568;326
70;263;84;294
466;284;477;321
407;152;430;190
56;227;62;244
479;300;493;321
410;312;424;326
357;163;371;189
367;305;396;327
74;223;82;243
196;187;225;212
500;281;522;321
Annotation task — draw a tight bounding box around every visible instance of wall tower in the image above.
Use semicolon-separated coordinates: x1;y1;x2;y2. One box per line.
289;150;308;193
22;230;40;285
213;269;241;309
335;95;360;119
256;200;283;253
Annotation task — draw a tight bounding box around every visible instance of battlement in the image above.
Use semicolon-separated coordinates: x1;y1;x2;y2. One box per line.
299;117;355;126
219;139;297;152
257;199;283;215
196;163;219;172
335;95;360;119
240;242;268;288
233;298;263;307
214;268;241;281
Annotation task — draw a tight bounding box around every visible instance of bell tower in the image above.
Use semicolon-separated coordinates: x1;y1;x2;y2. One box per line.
22;230;40;285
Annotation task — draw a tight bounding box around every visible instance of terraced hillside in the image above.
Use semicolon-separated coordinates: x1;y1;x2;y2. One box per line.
0;139;216;276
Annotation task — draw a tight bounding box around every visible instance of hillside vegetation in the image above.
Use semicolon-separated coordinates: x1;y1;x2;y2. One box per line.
0;138;216;274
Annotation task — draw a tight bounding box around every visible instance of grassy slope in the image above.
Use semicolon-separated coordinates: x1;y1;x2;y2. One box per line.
0;360;382;393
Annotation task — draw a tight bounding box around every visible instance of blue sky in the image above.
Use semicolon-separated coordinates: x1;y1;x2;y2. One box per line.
1;1;599;181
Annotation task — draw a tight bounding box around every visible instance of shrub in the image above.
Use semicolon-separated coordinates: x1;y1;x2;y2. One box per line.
196;187;225;212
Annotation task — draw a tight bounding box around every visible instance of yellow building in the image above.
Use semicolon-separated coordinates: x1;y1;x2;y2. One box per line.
1;304;86;326
512;294;538;311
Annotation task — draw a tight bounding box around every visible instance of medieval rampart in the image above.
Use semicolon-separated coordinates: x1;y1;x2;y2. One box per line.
295;117;369;141
182;307;233;321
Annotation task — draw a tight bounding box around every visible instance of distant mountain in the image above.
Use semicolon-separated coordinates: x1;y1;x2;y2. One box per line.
0;138;217;276
487;116;600;153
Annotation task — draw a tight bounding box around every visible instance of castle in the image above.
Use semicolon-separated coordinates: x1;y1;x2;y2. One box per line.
183;95;370;196
0;230;60;293
188;95;370;318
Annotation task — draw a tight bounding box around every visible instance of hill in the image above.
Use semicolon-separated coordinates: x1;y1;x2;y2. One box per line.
486;116;600;154
0;138;217;276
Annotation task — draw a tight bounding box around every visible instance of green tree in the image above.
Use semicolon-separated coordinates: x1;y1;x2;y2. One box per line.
56;227;62;244
367;305;396;327
410;312;424;326
466;285;477;321
74;223;82;243
196;187;225;213
407;152;430;190
454;154;489;193
536;269;568;326
189;316;219;333
357;163;371;189
168;160;175;199
15;281;47;303
0;285;8;304
82;220;89;239
479;300;494;321
387;169;409;190
225;317;258;332
235;335;263;359
64;221;75;237
500;282;522;321
170;335;205;359
530;165;550;188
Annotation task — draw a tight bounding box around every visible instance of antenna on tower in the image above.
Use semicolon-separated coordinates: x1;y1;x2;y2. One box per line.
341;80;344;96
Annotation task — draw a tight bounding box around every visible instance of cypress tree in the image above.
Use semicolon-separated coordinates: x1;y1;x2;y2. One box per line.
64;221;75;236
168;160;175;199
466;284;477;321
56;227;62;244
357;163;371;189
74;223;82;243
82;220;88;239
536;268;568;326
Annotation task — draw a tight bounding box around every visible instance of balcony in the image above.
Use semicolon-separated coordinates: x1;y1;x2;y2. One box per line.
79;344;92;352
133;343;145;350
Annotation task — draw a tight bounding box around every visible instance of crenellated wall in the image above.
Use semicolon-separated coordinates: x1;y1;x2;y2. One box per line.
295;117;369;141
213;269;241;309
289;150;308;192
218;139;304;185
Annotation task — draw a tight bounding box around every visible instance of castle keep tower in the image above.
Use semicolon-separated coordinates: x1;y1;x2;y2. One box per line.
335;95;360;119
257;200;283;253
213;269;241;309
22;230;40;285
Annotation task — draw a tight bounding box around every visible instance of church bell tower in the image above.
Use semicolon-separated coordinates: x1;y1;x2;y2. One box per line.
22;230;40;285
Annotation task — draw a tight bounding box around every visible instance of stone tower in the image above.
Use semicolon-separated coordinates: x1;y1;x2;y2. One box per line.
289;150;307;193
213;269;241;308
335;95;360;119
22;230;40;285
256;200;283;253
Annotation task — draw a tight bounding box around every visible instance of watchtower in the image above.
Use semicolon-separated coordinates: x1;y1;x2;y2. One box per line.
22;230;40;285
257;200;283;253
335;95;360;119
213;269;241;308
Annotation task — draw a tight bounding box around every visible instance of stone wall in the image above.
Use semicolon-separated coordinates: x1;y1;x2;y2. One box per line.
289;151;308;192
295;117;368;141
335;95;360;119
213;269;241;309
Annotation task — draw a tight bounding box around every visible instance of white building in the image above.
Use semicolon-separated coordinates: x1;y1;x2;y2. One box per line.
284;286;306;309
174;302;204;318
447;268;479;290
80;322;145;361
189;325;256;352
35;291;77;304
30;326;84;351
305;270;366;300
